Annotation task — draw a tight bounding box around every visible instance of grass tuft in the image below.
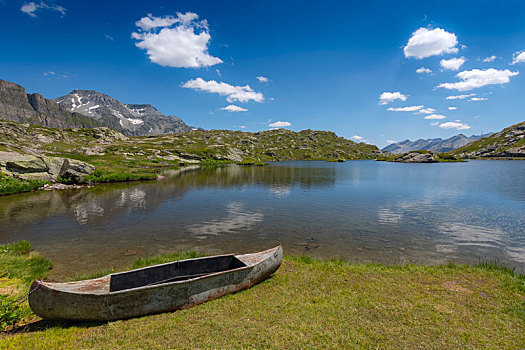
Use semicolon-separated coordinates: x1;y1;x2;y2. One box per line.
0;174;48;196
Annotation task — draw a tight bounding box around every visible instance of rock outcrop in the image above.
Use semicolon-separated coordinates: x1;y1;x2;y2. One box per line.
0;152;94;181
391;151;439;163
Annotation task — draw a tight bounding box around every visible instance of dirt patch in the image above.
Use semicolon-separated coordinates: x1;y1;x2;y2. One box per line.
443;281;473;294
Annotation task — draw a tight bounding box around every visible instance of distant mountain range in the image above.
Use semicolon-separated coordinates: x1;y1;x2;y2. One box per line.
0;78;192;136
382;133;493;154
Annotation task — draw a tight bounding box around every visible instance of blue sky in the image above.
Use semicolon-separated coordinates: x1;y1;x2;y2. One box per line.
1;0;524;147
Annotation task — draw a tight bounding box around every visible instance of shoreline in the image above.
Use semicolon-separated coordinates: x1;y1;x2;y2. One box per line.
1;241;523;347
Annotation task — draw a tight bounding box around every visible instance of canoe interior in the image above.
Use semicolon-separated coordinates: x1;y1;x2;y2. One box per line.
109;255;246;292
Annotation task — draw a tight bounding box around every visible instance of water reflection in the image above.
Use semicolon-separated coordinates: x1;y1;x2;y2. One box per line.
0;160;523;278
187;202;264;238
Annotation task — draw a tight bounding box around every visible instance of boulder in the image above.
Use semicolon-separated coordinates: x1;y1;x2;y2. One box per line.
42;156;68;177
0;152;94;181
61;159;95;181
6;156;48;173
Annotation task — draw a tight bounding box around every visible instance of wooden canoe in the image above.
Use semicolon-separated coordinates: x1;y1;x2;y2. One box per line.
29;245;283;321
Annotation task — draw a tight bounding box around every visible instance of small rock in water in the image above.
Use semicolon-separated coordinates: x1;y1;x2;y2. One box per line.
124;249;137;256
398;247;405;251
356;247;363;252
294;242;309;246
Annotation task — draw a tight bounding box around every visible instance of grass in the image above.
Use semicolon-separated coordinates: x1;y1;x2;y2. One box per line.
0;174;48;196
0;247;524;349
83;169;158;184
0;241;52;287
0;241;52;331
236;158;269;166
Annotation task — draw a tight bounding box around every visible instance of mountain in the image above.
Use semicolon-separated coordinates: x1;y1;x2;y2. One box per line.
450;121;525;158
54;90;192;136
382;133;492;154
0;79;105;129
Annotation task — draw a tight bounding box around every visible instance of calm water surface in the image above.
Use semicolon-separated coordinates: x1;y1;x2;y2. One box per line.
1;160;524;278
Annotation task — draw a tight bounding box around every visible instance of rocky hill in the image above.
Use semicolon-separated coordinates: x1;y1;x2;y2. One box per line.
0;79;105;129
383;133;491;154
0;119;383;174
54;90;192;136
450;121;525;158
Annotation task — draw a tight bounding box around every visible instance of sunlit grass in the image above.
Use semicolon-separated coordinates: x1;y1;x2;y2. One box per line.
2;253;523;349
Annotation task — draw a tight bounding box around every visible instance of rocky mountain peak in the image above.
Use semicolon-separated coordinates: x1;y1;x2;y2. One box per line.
55;89;192;136
0;78;104;129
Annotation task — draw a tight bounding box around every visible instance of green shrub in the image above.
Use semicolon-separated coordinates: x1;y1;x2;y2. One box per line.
0;295;25;331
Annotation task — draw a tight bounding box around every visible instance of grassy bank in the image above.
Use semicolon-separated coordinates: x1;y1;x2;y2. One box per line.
1;243;524;349
0;174;48;196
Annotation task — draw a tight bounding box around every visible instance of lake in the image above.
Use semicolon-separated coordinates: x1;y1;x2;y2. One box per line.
1;160;524;278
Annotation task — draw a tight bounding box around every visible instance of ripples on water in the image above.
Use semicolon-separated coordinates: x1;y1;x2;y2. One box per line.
0;160;523;278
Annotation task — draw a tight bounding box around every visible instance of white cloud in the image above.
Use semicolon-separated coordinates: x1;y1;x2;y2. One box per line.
387;105;424;112
132;12;222;68
404;27;458;59
440;57;466;71
415;107;436;114
424;114;446;120
21;2;66;17
256;76;269;83
379;92;408;105
482;55;496;62
446;93;476;100
511;51;525;65
416;67;432;74
216;69;221;77
430;122;440;126
470;97;488;101
386;140;396;144
438;69;519;91
269;121;291;128
105;34;114;41
220;104;248;112
448;106;457;110
352;135;364;141
239;125;246;129
182;78;264;103
135;14;181;31
439;121;471;130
